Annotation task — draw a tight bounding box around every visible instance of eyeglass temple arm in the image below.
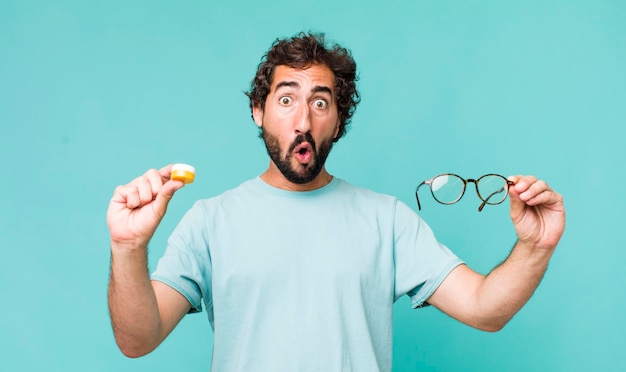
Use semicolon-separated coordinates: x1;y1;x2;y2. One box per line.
477;180;515;212
415;180;430;210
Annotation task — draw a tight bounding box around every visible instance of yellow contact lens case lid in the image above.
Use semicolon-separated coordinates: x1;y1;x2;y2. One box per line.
170;163;195;184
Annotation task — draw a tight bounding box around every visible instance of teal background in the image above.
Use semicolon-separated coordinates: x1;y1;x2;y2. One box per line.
1;0;624;370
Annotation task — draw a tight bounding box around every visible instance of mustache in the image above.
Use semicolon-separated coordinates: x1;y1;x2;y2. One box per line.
288;133;317;153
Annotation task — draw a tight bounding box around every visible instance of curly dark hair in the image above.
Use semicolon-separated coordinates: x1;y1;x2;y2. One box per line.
245;32;360;142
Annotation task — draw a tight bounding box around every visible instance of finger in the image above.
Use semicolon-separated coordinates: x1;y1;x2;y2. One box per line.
523;189;562;207
159;164;175;183
145;168;165;198
506;175;529;221
112;165;180;213
507;175;522;184
518;179;550;202
152;179;185;218
130;168;166;206
506;175;524;199
511;175;538;194
135;177;156;206
507;184;527;214
112;184;141;209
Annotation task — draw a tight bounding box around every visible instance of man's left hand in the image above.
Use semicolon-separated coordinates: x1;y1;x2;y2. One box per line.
507;175;566;252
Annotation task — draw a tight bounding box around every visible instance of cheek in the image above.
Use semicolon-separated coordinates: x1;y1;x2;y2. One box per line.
263;125;291;149
266;108;300;131
314;115;340;136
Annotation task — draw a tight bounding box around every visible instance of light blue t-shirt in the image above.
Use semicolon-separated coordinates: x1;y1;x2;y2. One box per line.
152;177;463;371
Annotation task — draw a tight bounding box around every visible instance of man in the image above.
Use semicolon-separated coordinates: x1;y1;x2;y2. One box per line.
107;32;565;371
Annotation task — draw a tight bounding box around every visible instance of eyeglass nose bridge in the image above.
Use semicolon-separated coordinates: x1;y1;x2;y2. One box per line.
458;178;495;210
465;178;481;198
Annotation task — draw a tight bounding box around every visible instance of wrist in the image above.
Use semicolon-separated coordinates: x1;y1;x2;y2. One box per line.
511;240;555;268
109;241;151;279
110;232;152;251
110;239;149;255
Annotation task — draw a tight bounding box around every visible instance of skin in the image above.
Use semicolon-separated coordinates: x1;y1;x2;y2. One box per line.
107;165;191;357
253;64;341;191
427;175;565;331
106;63;566;357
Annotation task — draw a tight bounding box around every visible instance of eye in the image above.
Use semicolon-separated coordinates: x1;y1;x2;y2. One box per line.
279;96;293;105
313;99;328;109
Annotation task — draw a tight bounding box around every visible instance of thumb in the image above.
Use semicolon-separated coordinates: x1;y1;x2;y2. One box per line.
152;180;185;219
507;176;527;222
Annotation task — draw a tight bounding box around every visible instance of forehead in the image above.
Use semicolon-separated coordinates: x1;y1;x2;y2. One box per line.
270;64;336;93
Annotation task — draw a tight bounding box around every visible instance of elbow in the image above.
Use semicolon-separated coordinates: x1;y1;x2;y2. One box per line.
478;322;506;333
114;336;157;358
119;346;150;359
473;316;511;333
110;320;163;358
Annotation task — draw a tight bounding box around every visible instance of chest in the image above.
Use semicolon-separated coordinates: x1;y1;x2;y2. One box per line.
208;203;395;302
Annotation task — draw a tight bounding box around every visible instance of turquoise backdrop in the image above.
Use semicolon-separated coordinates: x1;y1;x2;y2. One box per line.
1;0;624;370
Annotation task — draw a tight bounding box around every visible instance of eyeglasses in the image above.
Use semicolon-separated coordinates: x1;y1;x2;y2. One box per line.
415;173;514;212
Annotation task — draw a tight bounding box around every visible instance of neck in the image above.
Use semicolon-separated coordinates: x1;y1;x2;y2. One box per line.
260;163;333;191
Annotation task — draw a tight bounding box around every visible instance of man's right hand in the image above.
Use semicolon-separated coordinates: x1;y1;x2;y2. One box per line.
107;164;185;250
107;164;191;357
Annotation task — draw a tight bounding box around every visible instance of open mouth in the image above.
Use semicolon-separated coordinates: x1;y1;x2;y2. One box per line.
294;143;313;164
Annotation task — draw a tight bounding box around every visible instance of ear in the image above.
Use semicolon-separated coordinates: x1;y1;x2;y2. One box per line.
252;102;263;128
333;118;341;139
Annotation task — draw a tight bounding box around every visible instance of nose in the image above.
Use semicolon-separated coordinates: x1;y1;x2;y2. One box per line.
294;103;312;134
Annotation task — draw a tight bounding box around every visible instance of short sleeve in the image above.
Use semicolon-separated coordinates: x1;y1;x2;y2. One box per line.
151;202;212;316
393;200;464;308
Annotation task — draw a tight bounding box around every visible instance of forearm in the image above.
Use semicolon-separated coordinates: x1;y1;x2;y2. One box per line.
430;175;564;332
108;243;163;357
472;240;554;330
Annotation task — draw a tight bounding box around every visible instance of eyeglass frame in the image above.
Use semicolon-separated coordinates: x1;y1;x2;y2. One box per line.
415;173;515;212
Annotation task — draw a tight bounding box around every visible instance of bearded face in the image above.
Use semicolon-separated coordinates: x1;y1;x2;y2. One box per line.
261;129;334;184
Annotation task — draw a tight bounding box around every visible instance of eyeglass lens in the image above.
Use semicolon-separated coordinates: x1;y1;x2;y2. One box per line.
431;174;465;204
476;175;509;204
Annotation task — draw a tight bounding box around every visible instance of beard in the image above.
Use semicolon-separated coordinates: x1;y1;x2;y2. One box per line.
261;128;334;185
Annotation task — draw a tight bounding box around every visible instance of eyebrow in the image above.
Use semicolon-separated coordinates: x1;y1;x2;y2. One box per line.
312;86;333;96
275;81;299;90
275;81;333;96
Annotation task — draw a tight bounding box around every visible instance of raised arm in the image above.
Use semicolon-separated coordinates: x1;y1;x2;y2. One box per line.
427;175;566;331
107;165;192;357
